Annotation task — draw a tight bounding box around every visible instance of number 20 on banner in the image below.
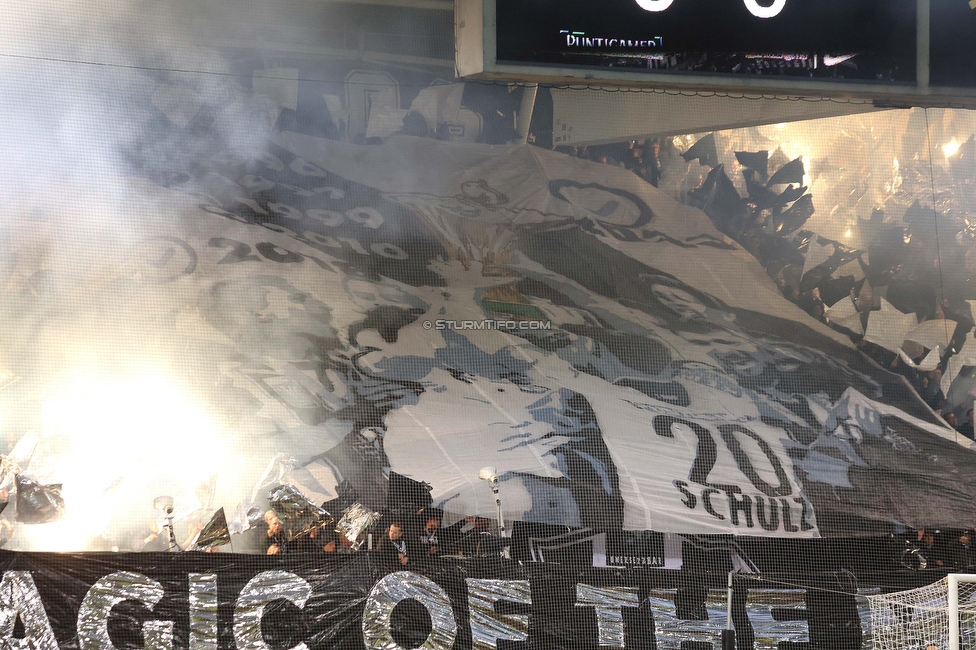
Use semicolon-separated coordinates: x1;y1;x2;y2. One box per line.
635;0;786;18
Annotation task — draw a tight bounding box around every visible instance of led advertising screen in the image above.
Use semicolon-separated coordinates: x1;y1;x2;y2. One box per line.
494;0;918;84
930;0;976;88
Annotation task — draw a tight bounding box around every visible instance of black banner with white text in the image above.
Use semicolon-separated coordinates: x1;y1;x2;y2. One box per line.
0;551;953;650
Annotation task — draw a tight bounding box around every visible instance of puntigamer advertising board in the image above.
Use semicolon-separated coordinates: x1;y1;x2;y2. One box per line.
455;0;976;106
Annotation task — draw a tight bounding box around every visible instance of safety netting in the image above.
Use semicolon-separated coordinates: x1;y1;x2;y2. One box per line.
866;578;976;650
3;0;976;648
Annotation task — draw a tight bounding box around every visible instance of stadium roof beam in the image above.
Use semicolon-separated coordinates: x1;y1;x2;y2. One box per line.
315;0;452;9
212;39;455;69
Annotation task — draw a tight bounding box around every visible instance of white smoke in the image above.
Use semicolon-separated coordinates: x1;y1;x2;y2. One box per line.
0;0;298;550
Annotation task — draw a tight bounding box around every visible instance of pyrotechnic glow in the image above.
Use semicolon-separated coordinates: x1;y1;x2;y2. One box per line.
17;373;230;551
944;139;961;158
845;229;852;238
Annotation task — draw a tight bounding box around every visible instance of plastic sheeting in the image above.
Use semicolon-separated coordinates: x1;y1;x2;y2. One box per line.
268;485;332;541
336;504;382;550
192;508;231;551
14;476;64;525
5;128;976;544
863;299;918;353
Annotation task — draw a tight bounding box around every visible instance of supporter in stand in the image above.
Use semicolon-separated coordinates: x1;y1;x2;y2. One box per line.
293;524;329;554
561;138;663;187
180;481;217;550
324;531;357;554
889;354;921;385
959;409;975;440
946;412;959;430
918;369;946;412
89;530;119;552
182;520;206;552
917;530;947;568
418;515;441;558
950;530;976;568
375;520;411;567
428;516;474;556
452;517;498;556
623;141;642;171
132;520;168;552
264;510;288;555
645;141;663;187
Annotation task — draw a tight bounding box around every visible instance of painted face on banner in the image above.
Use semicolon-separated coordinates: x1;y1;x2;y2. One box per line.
170;155;896;538
203;276;336;361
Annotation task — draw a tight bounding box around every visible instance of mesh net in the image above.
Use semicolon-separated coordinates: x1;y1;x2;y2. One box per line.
6;0;976;647
866;578;976;650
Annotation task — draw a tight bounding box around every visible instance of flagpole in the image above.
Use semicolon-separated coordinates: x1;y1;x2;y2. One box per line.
723;571;735;650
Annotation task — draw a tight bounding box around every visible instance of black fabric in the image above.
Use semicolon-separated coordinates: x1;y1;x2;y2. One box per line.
0;550;955;650
819;275;856;308
688;165;748;237
887;279;937;319
387;472;432;513
734;151;769;178
681;134;720;168
767;158;805;186
958;422;975;440
775;194;815;235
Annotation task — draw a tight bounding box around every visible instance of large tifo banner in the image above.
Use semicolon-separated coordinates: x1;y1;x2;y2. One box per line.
0;552;871;650
5;131;976;546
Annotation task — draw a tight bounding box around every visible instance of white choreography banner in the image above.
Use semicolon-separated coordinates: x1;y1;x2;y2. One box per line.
2;133;974;545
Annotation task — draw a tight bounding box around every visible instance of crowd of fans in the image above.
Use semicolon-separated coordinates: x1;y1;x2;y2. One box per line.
897;527;976;571
554;139;665;187
258;506;503;566
122;473;511;560
861;326;976;435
